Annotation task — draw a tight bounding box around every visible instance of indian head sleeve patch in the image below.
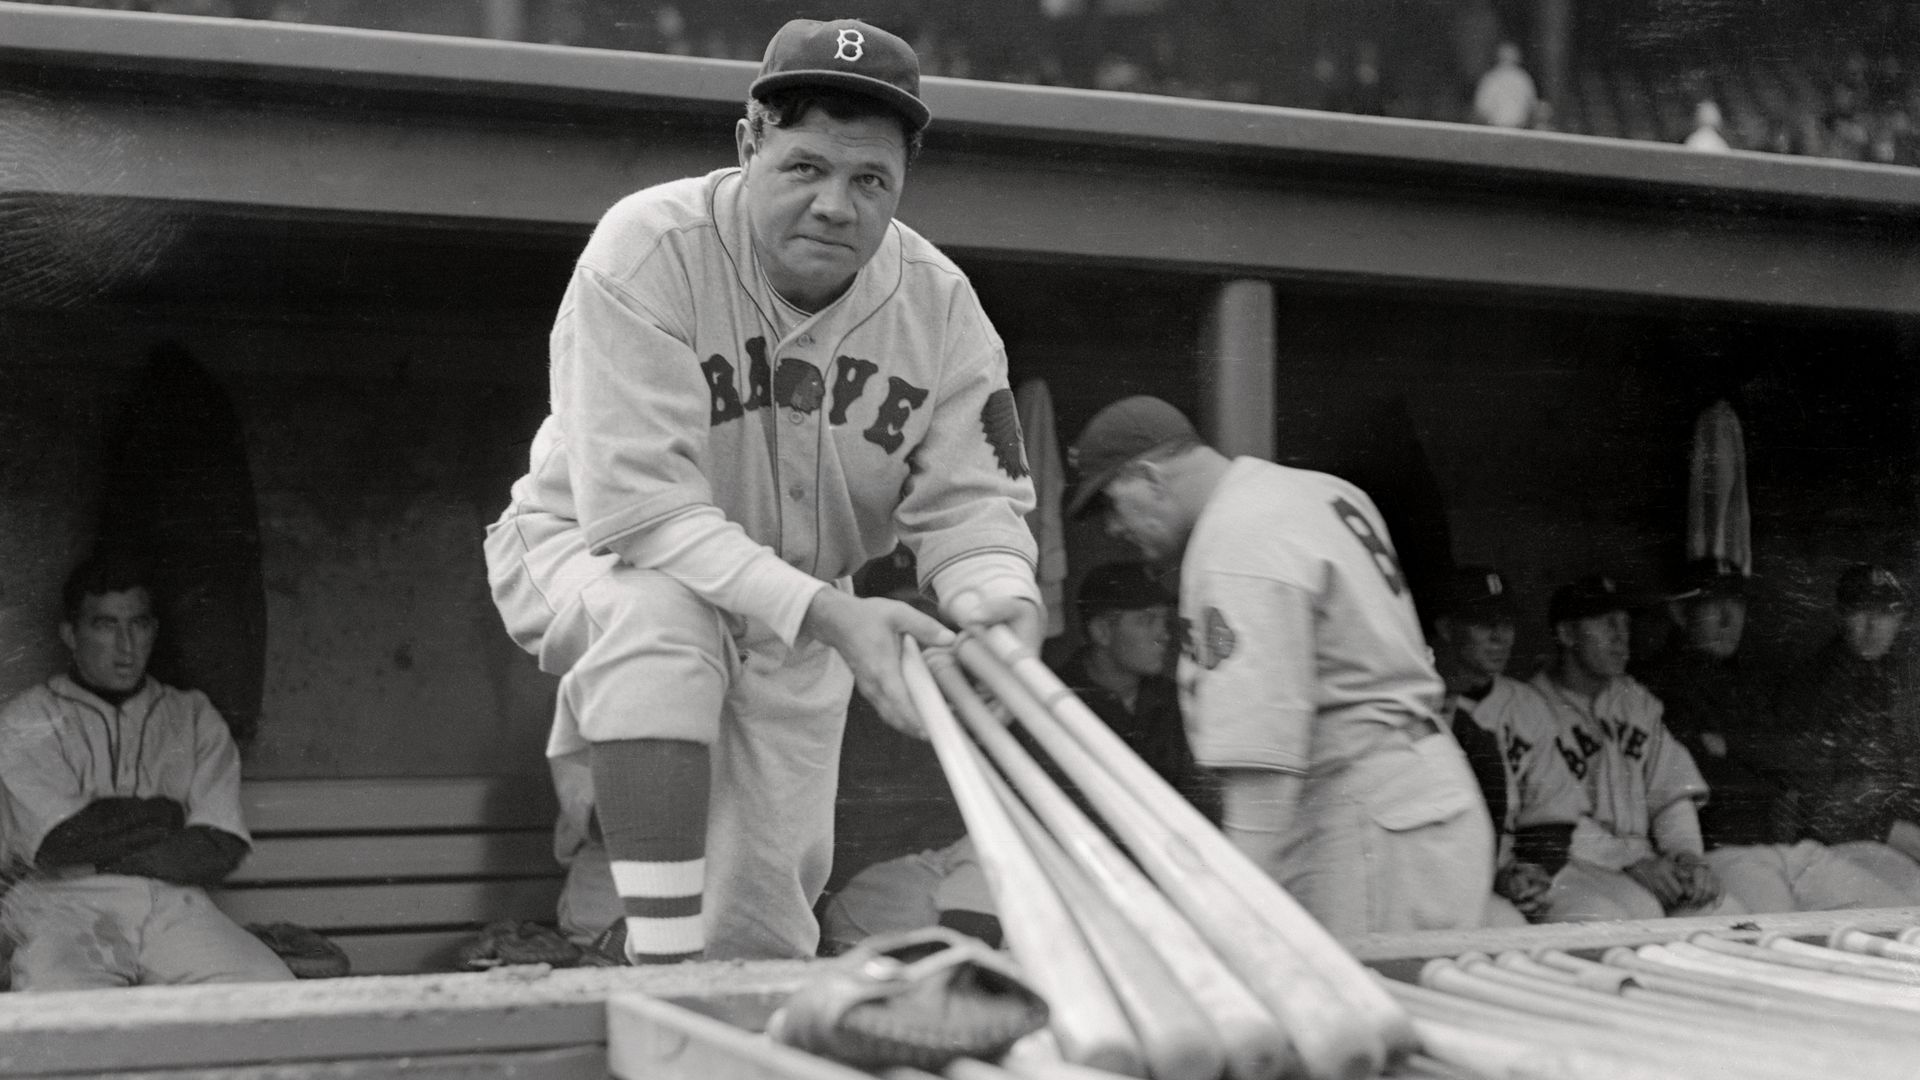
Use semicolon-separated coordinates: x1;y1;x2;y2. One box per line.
980;388;1030;480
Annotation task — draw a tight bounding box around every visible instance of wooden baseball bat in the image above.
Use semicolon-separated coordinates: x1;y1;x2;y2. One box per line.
1693;932;1920;985
1428;955;1910;1080
927;650;1290;1080
977;754;1227;1080
1390;972;1806;1080
950;636;1381;1080
949;608;1415;1060
897;638;1144;1077
1833;927;1920;964
1757;932;1920;978
1632;942;1920;1010
1601;945;1920;1025
1491;950;1920;1061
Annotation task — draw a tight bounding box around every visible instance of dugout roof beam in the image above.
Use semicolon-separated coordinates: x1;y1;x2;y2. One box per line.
0;2;1917;316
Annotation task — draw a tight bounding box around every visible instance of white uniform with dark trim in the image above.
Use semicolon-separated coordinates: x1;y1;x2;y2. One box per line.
1528;672;1708;868
1529;672;1918;915
485;168;1038;959
0;675;291;989
1177;457;1493;936
1451;674;1589;848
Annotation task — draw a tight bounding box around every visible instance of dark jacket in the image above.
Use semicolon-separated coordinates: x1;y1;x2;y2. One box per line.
1635;645;1792;847
1775;637;1920;845
1058;652;1221;825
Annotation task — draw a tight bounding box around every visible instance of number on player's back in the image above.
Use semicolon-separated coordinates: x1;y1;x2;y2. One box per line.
1330;496;1407;595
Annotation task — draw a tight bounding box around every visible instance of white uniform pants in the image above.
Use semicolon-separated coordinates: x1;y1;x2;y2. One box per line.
1707;840;1919;913
1224;731;1495;938
2;875;293;990
489;517;853;960
1828;839;1920;898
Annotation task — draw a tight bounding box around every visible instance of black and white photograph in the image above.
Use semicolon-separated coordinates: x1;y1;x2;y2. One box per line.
1;2;1918;1076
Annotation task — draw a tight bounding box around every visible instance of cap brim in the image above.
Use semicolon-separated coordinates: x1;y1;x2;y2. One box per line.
1065;458;1130;519
750;71;932;131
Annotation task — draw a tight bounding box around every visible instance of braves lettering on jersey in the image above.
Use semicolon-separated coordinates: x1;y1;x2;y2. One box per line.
483;166;1039;962
1449;674;1590;861
1530;671;1708;861
490;167;1037;654
1176;457;1444;772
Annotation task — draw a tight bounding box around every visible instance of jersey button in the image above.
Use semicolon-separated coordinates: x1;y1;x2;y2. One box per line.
798;334;814;346
787;484;805;501
789;410;805;425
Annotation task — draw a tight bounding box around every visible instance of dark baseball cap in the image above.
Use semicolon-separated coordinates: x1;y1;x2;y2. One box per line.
1077;562;1175;617
1429;566;1520;624
751;19;931;133
1066;396;1202;517
1837;563;1909;612
1548;574;1646;626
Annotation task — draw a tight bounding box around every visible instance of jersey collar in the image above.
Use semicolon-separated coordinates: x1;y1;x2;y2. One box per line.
710;167;905;346
49;671;157;714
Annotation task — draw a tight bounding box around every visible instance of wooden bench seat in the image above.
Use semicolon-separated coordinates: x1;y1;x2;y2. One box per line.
215;775;565;976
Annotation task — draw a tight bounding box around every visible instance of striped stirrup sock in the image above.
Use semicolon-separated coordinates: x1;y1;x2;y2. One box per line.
590;737;710;963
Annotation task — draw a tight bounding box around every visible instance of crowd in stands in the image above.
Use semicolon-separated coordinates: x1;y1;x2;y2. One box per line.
27;0;1920;167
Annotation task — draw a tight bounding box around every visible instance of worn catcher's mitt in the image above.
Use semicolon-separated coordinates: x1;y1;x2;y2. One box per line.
766;927;1049;1070
456;920;582;969
248;922;351;979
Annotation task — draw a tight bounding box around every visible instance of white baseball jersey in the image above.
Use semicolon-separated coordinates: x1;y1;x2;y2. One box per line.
0;674;249;866
1177;457;1445;773
1530;671;1709;867
1449;674;1590;858
489;168;1038;651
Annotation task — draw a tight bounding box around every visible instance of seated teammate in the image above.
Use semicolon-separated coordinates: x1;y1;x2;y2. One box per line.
0;555;293;989
1767;563;1920;899
818;836;998;954
1633;559;1793;849
1530;575;1733;919
1059;562;1220;823
1537;574;1909;917
820;561;1227;951
1429;566;1633;924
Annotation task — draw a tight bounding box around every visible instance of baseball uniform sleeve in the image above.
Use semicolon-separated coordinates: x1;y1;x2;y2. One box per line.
554;266;827;644
0;698;92;863
897;300;1039;619
183;691;251;843
1184;570;1315;774
1650;797;1706;857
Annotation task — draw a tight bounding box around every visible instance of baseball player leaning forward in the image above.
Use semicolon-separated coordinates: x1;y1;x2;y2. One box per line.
1067;397;1494;937
485;18;1042;964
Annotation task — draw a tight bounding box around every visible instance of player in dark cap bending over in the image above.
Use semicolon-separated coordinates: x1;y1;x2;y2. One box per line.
1066;396;1492;937
486;17;1041;964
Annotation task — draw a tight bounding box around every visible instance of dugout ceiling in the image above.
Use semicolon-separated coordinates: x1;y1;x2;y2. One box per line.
0;2;1918;317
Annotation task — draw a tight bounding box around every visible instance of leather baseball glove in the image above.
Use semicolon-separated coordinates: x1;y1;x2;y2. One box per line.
766;926;1049;1070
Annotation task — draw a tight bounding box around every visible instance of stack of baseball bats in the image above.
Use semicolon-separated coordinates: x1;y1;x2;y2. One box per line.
897;621;1420;1080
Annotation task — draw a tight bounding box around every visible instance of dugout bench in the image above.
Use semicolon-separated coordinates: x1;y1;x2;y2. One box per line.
214;776;565;976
